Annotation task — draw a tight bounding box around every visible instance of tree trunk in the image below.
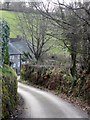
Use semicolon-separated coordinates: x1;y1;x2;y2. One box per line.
87;34;90;73
70;52;77;77
70;40;77;78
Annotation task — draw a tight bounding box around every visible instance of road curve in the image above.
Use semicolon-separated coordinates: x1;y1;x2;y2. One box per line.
18;82;89;118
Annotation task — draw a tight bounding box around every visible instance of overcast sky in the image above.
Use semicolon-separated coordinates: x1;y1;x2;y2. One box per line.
1;0;84;3
43;0;83;4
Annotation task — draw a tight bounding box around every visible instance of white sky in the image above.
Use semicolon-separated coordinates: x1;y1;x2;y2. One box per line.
43;0;83;4
1;0;84;3
42;0;84;7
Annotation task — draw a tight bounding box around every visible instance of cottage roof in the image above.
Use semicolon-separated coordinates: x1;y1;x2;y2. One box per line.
9;36;30;55
9;42;22;55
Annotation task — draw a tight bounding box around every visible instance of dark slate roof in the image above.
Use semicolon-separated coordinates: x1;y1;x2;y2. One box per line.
9;42;22;55
9;36;30;55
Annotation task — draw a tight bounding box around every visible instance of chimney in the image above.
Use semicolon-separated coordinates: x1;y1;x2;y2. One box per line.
17;35;21;41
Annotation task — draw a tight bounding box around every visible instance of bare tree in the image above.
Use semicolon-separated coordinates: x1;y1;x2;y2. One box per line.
34;1;90;75
17;10;52;63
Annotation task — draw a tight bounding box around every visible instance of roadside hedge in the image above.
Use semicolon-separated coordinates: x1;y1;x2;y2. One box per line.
21;64;90;106
0;65;17;119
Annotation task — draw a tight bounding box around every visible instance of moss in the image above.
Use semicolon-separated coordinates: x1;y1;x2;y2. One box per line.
0;65;17;119
0;65;17;77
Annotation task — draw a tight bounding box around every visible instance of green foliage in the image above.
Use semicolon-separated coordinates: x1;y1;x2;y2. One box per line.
0;19;10;65
4;46;9;65
0;65;17;119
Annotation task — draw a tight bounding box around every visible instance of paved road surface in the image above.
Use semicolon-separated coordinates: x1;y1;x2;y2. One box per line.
18;82;89;118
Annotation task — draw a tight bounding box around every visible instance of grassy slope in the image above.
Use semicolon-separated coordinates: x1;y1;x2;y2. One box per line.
0;10;21;38
0;10;68;55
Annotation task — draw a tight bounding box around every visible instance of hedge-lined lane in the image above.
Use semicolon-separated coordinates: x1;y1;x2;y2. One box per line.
18;82;88;118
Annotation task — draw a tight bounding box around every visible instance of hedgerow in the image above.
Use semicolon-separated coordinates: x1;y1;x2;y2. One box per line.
0;65;17;119
21;64;90;106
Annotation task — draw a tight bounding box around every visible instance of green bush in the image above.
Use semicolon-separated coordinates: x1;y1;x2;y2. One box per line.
0;65;17;119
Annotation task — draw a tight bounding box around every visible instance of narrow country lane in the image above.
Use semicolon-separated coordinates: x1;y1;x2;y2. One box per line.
18;82;89;118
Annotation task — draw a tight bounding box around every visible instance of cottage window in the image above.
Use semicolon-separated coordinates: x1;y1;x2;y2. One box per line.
10;55;14;60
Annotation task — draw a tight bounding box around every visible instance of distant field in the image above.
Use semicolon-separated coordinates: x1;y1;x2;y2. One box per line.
0;10;21;38
0;10;68;55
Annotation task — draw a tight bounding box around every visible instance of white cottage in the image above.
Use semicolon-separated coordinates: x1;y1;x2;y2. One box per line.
9;36;30;75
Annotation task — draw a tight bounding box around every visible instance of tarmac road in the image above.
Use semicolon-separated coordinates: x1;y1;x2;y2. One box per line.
18;82;89;118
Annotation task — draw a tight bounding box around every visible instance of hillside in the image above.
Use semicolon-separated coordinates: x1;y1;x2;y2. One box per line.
0;10;21;38
0;10;68;55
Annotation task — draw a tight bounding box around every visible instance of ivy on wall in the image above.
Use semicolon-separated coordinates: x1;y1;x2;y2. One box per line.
0;19;10;65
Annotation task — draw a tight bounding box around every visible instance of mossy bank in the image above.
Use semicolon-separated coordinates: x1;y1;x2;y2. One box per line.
0;65;17;119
